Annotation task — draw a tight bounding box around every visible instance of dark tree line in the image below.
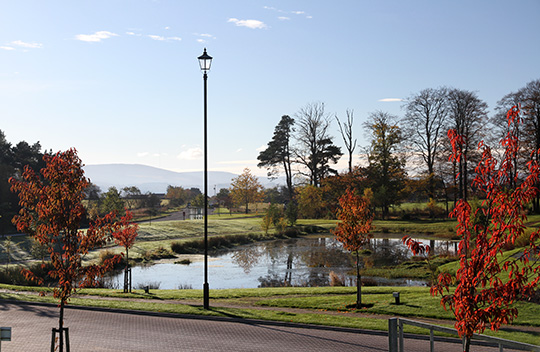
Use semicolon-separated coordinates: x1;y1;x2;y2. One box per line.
0;130;47;234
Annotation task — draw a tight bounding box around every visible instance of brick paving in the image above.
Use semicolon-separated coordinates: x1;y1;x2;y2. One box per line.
0;301;528;351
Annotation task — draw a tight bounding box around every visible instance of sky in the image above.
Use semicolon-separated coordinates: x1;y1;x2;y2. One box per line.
1;0;539;178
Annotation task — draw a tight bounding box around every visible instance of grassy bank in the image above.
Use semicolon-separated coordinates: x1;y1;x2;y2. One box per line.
0;284;538;345
0;216;460;267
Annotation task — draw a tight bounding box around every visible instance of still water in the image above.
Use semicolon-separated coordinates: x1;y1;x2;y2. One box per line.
111;237;457;290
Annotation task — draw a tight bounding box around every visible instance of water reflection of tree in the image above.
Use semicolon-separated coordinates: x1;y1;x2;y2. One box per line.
254;237;458;288
301;238;350;267
257;238;353;287
366;238;408;266
231;247;261;274
260;239;299;287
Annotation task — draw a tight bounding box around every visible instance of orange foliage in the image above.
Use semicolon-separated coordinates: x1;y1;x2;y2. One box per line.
111;210;139;251
425;106;540;351
333;187;373;252
9;149;133;310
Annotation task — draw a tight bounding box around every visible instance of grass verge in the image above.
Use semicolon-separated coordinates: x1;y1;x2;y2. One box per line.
1;285;538;345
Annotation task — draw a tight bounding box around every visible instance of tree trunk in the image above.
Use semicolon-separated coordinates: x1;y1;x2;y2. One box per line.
59;300;65;352
463;335;471;352
356;251;362;308
124;247;129;293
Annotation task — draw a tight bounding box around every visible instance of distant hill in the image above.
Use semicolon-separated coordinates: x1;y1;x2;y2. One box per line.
83;164;238;194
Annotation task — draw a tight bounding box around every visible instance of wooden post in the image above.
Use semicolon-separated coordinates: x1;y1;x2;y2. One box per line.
51;327;69;352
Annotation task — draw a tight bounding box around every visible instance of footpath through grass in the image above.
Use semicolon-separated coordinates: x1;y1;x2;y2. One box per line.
1;284;538;345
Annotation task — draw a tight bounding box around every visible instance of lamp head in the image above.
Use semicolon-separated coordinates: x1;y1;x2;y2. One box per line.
198;48;212;73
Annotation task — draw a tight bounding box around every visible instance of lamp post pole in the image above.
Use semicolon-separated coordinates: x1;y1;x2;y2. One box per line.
198;48;212;310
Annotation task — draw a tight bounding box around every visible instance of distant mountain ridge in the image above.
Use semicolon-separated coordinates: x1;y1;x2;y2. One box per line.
83;164;237;194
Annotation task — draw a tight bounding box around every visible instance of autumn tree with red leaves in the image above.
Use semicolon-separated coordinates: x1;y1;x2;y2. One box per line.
333;187;373;308
111;210;139;293
404;106;540;352
9;149;134;352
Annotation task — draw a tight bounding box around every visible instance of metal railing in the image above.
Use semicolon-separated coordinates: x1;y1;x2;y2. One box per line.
388;317;540;352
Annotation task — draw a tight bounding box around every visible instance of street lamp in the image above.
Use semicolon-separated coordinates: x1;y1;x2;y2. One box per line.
198;48;212;309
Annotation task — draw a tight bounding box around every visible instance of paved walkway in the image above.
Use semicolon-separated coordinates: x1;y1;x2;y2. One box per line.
0;301;527;352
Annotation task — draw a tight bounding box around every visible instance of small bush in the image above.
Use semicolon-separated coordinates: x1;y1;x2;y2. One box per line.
0;262;55;286
139;246;175;262
514;231;532;248
275;217;288;234
329;271;345;286
261;214;272;234
135;281;160;290
282;227;301;238
427;198;446;218
303;225;320;233
175;259;192;265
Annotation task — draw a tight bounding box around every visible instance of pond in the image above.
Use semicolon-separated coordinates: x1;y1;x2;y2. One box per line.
109;236;457;290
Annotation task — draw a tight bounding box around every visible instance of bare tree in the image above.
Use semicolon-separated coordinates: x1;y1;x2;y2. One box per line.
521;79;540;212
401;87;449;199
491;88;527;189
495;79;540;211
336;109;357;173
295;102;342;187
446;88;488;201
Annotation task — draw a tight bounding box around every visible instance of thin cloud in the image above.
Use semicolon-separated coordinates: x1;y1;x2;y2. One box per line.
148;35;182;42
256;145;266;152
137;152;150;157
0;46;15;51
148;35;166;41
228;18;267;29
194;33;216;43
264;6;311;19
177;147;203;160
378;98;404;102
11;40;43;49
75;31;118;42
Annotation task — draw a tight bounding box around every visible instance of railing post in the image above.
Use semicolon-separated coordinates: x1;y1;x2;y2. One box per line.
388;318;398;352
398;320;404;352
430;328;434;352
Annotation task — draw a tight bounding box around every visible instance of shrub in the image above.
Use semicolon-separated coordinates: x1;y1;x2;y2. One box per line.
275;217;288;234
329;271;345;286
0;262;55;286
261;214;272;234
139;246;175;262
427;198;446;218
99;249;123;269
285;201;298;226
175;259;192;265
135;281;160;290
